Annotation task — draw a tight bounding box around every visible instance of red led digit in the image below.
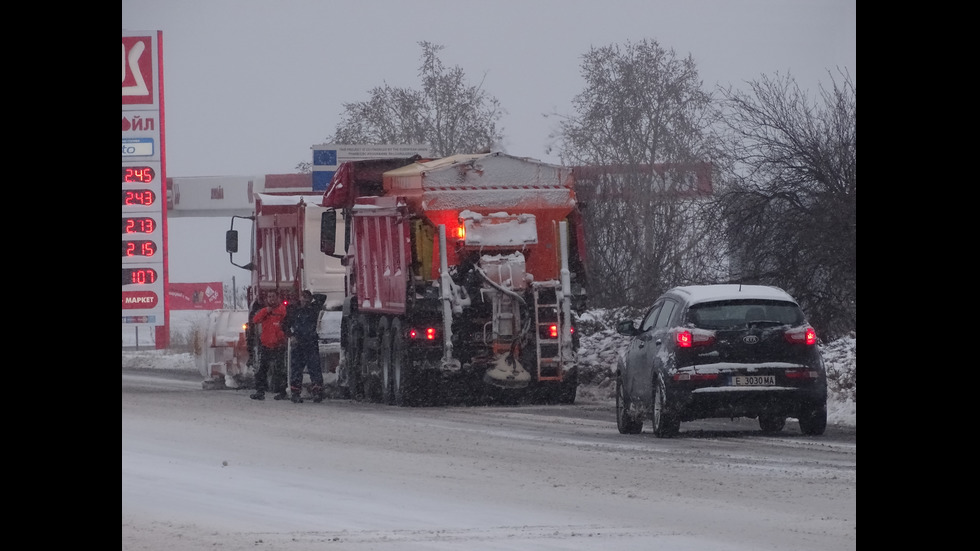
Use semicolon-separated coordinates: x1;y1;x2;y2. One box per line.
122;189;156;206
122;240;157;257
122;268;158;285
122;166;155;183
123;217;156;234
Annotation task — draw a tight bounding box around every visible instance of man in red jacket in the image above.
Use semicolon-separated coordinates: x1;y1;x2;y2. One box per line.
249;293;289;400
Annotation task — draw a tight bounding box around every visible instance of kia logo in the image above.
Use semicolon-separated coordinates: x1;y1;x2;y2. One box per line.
742;335;760;344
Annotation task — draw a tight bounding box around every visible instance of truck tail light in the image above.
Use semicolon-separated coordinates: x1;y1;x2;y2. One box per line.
456;223;465;240
538;324;559;339
536;323;575;339
784;326;817;345
676;329;716;348
409;327;438;341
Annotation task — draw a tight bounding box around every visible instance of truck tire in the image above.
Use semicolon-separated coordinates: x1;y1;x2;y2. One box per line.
557;367;578;404
379;317;394;405
361;316;382;402
344;315;365;401
391;318;416;407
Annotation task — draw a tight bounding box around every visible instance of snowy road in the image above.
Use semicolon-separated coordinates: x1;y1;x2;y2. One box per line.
122;368;856;550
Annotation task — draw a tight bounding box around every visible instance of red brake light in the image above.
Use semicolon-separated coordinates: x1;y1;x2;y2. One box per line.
784;326;817;345
425;327;437;340
676;329;715;348
677;331;693;348
456;224;466;240
549;324;558;338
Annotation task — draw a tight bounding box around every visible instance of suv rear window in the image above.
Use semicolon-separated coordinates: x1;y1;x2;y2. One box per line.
687;300;804;329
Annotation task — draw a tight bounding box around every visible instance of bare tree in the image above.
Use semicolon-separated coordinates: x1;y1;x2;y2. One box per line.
552;39;722;307
321;42;504;158
710;70;856;339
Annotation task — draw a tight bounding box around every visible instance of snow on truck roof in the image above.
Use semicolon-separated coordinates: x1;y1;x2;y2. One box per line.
254;193;324;206
384;152;572;188
383;152;577;212
669;284;798;305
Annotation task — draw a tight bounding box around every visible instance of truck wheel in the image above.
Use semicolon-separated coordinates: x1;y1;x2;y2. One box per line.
616;376;643;434
558;367;578;404
345;315;365;401
651;373;680;438
391;318;416;407
379;317;394;405
361;316;382;402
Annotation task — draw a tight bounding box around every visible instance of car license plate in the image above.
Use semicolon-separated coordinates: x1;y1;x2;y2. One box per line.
733;375;775;386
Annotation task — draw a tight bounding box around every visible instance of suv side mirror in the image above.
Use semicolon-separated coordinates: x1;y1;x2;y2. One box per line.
616;320;639;336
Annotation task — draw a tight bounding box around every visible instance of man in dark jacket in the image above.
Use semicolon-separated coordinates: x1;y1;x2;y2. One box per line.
283;290;327;403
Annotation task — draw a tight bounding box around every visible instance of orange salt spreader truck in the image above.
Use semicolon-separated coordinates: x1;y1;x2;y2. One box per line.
319;152;589;406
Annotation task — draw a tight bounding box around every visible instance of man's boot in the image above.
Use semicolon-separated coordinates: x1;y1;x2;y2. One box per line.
250;390;265;400
290;385;304;403
312;385;324;403
273;390;288;400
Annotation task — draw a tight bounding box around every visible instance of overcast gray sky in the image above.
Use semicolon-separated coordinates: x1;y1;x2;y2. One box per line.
122;0;855;178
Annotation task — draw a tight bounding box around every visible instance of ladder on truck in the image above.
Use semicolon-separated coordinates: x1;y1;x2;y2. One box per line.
533;285;564;381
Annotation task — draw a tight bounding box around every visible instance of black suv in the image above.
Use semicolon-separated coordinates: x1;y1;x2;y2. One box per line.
615;284;827;437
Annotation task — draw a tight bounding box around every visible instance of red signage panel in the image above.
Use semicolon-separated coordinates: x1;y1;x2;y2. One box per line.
168;282;224;310
122;36;155;105
122;290;159;309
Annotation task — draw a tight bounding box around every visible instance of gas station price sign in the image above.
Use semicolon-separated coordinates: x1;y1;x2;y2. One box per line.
123;31;166;330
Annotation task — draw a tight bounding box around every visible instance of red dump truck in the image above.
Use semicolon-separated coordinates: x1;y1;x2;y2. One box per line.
320;152;589;405
221;183;349;392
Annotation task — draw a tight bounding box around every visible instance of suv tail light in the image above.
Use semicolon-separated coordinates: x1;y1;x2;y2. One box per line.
784;325;817;345
676;328;716;348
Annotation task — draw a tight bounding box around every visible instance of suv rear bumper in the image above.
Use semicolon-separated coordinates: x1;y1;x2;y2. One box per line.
671;385;826;421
